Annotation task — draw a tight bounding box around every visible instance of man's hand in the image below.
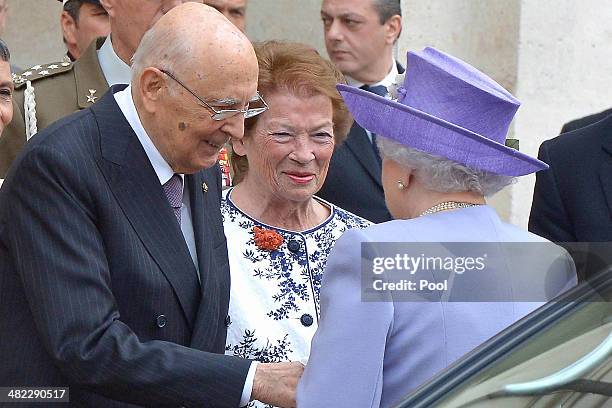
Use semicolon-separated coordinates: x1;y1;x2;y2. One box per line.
251;361;305;408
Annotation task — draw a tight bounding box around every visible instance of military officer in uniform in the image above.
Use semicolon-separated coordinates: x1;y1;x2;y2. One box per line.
60;0;111;61
0;0;192;176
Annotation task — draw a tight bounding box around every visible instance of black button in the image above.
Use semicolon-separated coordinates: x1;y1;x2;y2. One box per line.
225;315;232;327
300;314;314;327
288;240;301;253
156;315;167;328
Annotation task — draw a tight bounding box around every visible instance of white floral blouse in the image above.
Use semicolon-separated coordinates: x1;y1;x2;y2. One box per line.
222;188;370;407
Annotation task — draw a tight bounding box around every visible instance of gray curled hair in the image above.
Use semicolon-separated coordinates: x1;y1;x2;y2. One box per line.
377;137;515;196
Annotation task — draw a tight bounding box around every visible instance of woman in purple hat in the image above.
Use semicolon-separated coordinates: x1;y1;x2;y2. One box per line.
297;47;577;408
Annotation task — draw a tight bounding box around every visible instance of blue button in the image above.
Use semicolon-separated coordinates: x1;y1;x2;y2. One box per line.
288;240;301;253
300;314;314;327
156;315;167;328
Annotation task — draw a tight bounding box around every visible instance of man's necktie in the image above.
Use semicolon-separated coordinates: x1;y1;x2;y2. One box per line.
359;85;388;163
163;174;183;225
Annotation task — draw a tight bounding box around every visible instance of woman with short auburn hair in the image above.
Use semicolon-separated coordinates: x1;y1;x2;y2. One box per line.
223;41;369;407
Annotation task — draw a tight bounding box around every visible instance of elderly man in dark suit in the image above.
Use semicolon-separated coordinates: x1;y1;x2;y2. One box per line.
317;0;403;223
529;113;612;281
0;4;302;407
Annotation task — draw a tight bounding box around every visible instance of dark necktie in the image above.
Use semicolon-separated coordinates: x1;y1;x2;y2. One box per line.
360;84;388;163
163;174;183;225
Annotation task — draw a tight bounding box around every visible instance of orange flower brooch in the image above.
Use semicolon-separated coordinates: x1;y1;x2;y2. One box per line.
253;226;284;251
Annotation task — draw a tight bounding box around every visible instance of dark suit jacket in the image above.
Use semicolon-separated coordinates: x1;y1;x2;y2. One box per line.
529;114;612;280
0;86;250;407
560;107;612;133
317;63;404;223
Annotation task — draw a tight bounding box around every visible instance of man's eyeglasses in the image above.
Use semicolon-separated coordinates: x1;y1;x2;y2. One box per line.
160;69;268;121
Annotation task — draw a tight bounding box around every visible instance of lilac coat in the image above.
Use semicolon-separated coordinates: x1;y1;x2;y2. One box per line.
297;205;576;408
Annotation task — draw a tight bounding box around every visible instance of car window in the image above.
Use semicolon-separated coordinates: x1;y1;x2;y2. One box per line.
396;270;612;408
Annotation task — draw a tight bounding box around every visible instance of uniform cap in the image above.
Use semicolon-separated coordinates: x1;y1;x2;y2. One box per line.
58;0;101;5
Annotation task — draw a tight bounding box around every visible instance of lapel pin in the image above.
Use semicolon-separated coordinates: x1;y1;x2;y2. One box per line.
202;182;208;193
86;89;98;104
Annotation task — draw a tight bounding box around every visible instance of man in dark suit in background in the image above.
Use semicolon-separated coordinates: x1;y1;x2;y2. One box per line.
0;4;302;407
317;0;403;223
560;107;612;133
529;113;612;281
203;0;247;32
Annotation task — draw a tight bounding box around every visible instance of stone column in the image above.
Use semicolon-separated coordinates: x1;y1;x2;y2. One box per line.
398;0;521;221
511;0;612;227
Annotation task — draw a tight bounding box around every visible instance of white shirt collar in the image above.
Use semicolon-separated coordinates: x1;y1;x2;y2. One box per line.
346;57;398;89
98;36;133;86
113;85;183;187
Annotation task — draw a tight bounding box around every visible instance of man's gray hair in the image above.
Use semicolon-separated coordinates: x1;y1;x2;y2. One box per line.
0;38;9;62
373;0;401;24
378;137;515;196
131;24;191;88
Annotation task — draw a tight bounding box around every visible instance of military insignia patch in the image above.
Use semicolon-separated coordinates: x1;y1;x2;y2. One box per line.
86;89;98;104
13;60;75;89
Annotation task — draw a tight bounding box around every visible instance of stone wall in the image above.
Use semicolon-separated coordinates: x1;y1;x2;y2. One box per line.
511;1;612;227
3;0;64;69
4;0;612;226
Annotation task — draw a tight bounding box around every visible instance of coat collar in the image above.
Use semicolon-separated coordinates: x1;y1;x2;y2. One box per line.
75;37;110;109
92;86;201;328
345;59;404;88
601;115;612;157
97;35;133;87
599;115;612;216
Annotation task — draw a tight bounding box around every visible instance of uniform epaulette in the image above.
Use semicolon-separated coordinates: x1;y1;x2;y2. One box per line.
12;60;74;89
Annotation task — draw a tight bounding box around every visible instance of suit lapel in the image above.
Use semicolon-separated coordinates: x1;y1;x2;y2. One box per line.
344;123;383;187
599;126;612;217
93;86;200;329
187;173;212;291
188;169;230;351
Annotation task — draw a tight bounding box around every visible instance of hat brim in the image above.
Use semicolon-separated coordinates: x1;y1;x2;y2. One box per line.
337;84;548;176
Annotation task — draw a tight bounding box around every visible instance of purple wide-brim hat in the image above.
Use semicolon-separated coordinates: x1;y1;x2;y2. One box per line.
338;47;548;176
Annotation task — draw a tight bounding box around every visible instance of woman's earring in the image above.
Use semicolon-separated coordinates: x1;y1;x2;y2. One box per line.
397;180;406;190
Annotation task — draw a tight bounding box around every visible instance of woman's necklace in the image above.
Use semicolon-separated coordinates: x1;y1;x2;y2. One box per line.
419;201;481;217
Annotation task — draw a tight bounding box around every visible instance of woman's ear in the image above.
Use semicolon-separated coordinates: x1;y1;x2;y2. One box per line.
396;168;415;191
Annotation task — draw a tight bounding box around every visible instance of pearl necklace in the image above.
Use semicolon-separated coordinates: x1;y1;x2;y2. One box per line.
419;201;480;217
